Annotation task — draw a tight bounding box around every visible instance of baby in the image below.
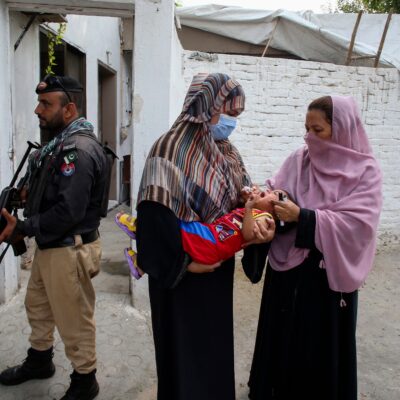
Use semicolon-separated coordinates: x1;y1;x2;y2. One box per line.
116;188;280;279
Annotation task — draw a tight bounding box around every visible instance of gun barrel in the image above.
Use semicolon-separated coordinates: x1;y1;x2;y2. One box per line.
9;141;40;187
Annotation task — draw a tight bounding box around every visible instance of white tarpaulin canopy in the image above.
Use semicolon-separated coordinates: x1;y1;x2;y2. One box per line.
176;5;400;69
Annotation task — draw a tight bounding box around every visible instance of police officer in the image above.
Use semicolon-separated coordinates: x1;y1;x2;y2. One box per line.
0;75;112;400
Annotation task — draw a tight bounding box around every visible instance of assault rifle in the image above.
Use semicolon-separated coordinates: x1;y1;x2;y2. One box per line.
0;141;41;264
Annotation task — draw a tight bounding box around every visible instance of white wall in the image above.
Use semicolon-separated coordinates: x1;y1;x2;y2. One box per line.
0;1;20;302
49;16;122;202
129;8;185;196
183;53;400;249
119;49;133;157
9;15;122;188
10;12;41;163
131;0;177;205
130;0;179;311
57;15;121;136
0;11;124;302
169;25;185;125
10;15;122;161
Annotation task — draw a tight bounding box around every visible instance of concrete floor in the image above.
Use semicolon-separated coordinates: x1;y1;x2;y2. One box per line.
0;205;399;399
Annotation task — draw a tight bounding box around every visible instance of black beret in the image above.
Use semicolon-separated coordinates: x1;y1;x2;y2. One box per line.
36;75;83;95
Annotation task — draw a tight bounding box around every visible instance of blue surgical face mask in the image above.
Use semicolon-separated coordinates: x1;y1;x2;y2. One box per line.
209;114;237;141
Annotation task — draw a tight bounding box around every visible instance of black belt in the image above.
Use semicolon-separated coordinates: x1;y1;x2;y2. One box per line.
37;230;99;250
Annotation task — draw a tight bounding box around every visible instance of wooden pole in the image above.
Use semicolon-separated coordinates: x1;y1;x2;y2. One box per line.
261;18;279;58
374;12;392;68
345;10;363;66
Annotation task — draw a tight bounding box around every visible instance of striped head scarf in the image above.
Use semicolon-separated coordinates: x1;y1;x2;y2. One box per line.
137;73;251;223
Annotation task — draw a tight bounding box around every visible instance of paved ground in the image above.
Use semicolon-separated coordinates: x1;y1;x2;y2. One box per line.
0;205;399;399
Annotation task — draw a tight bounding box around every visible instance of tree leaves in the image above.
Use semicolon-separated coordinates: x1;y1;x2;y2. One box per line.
337;0;399;13
45;23;67;76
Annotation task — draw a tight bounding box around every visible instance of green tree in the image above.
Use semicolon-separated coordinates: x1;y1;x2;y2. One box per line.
337;0;400;13
337;0;365;13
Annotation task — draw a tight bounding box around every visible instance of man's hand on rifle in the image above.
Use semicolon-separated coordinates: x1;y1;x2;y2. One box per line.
0;208;19;244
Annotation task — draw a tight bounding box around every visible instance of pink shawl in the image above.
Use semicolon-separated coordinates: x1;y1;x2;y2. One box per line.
267;96;382;292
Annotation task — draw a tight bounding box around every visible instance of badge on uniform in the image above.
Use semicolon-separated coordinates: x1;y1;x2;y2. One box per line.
64;151;78;165
61;162;76;176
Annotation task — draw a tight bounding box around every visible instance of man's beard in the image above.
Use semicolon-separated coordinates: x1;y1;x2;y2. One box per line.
39;112;65;142
39;111;66;138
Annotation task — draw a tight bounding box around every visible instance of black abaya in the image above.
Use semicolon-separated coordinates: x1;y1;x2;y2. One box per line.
244;209;359;400
137;201;236;400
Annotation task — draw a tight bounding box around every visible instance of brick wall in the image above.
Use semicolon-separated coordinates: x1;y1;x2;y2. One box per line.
183;52;400;248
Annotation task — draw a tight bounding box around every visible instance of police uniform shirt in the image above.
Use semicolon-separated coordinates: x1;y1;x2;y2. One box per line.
19;130;108;246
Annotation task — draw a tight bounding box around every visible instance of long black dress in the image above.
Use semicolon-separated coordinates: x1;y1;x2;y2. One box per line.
244;209;358;400
136;201;236;400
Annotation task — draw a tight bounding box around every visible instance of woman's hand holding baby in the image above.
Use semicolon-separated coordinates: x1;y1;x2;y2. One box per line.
272;196;300;223
187;260;222;274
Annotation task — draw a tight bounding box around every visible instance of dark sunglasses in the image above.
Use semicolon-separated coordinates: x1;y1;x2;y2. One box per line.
43;74;72;103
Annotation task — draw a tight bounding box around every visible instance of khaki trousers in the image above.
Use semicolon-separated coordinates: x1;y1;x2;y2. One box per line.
25;236;101;374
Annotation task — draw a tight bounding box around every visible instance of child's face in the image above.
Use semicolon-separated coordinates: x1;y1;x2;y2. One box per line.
253;190;279;214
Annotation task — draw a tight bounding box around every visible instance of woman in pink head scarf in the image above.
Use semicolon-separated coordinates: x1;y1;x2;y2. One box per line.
244;96;382;400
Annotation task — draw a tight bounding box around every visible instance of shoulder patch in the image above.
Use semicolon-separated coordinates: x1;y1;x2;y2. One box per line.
64;151;78;165
61;162;76;177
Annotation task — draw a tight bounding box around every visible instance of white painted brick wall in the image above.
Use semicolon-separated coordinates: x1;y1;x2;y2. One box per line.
183;52;400;248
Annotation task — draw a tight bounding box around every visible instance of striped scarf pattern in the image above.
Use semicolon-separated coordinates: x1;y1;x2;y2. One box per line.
137;73;250;223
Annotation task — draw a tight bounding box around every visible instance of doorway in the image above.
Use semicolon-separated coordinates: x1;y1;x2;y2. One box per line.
98;61;117;202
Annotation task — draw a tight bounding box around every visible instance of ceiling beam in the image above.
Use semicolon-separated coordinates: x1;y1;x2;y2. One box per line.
7;0;135;17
